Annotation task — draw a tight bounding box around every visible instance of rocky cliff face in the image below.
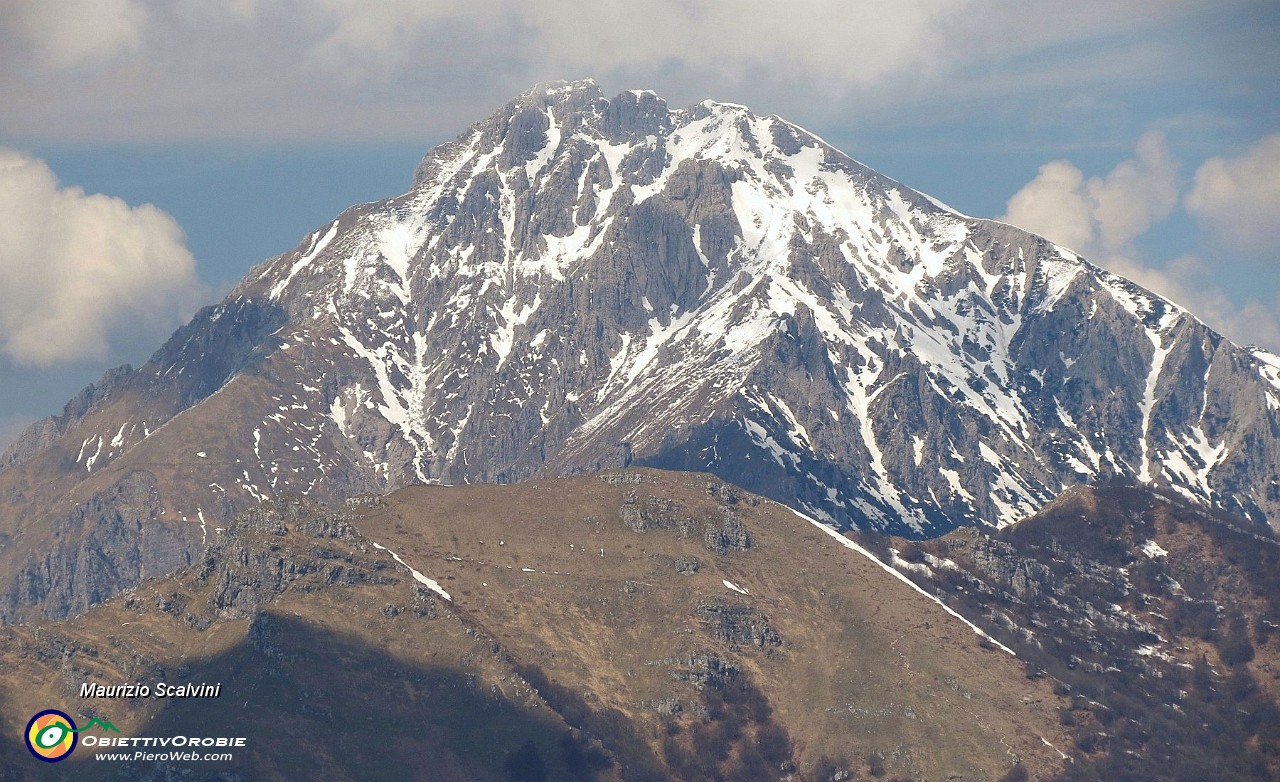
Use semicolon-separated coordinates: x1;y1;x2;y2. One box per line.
3;79;1280;620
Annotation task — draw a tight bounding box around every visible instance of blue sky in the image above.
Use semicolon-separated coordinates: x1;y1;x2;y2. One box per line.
1;0;1278;451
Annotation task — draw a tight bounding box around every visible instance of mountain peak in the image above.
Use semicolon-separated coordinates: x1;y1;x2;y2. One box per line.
164;83;1280;536
540;77;602;97
696;97;753;113
4;81;1280;620
506;78;607;113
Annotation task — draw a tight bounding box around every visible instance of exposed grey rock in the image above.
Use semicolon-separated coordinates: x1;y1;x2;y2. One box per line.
672;556;702;575
1;471;197;622
670;651;740;689
620;491;672;531
599;470;645;486
695;600;782;648
195;499;395;618
966;539;1055;601
617;492;703;542
703;511;752;554
411;584;440;618
295;514;361;542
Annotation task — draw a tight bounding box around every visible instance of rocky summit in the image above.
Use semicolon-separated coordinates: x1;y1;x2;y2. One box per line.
2;80;1279;620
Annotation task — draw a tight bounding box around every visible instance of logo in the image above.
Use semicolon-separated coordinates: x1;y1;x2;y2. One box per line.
24;710;120;763
25;710;77;762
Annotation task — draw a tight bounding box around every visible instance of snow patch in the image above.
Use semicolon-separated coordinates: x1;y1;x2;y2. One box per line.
1141;540;1168;559
1138;332;1174;483
271;221;339;300
371;542;451;601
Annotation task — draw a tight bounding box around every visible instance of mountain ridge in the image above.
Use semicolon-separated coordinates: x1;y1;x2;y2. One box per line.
2;79;1279;621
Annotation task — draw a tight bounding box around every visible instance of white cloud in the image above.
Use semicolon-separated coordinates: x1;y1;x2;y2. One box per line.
0;149;206;367
1001;131;1178;259
1185;134;1280;253
1000;160;1097;254
8;0;147;70
1001;133;1280;351
292;0;954;93
1089;131;1180;252
302;0;467;81
519;0;957;86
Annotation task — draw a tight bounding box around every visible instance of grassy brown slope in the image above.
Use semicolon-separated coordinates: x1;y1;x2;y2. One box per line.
0;470;1069;781
354;470;1070;780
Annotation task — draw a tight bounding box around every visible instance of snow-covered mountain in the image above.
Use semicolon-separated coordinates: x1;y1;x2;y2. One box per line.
3;80;1280;618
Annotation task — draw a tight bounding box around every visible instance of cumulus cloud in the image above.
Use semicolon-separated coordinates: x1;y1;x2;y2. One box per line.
999;160;1097;255
1001;134;1280;351
1185;134;1280;253
0;149;206;367
7;0;147;70
1001;131;1178;259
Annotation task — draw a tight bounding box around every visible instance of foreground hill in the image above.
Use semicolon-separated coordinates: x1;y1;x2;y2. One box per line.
0;470;1066;781
3;80;1280;620
891;483;1280;781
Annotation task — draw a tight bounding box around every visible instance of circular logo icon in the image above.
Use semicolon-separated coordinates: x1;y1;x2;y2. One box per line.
25;710;77;762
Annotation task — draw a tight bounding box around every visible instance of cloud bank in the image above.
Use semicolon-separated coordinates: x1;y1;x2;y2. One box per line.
9;0;146;70
0;149;205;367
1;0;1264;142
